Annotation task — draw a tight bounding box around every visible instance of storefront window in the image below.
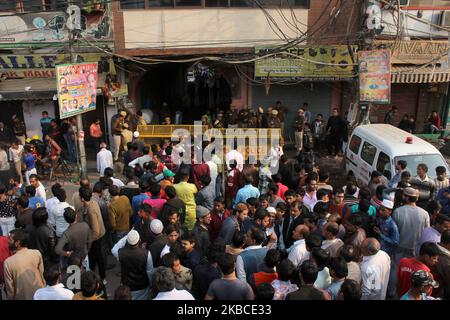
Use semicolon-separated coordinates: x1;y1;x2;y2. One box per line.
176;0;202;6
148;0;174;6
230;0;254;6
0;2;18;11
120;0;145;9
22;0;43;11
205;0;229;7
44;0;74;10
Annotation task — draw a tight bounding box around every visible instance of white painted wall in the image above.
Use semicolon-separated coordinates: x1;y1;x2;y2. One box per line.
381;9;448;38
22;100;55;139
123;9;308;49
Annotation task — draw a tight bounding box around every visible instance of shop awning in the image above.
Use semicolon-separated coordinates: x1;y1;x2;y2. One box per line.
0;73;107;101
391;66;450;83
0;78;56;100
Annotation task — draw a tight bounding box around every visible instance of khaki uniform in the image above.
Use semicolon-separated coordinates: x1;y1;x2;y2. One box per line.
112;117;124;161
213;118;225;129
121;128;133;151
248;111;258;128
294;115;305;151
226;110;239;127
268;115;281;128
257;113;266;128
238;109;249;128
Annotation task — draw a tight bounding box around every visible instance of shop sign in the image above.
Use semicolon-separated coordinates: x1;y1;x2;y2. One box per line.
57;62;98;119
359;49;391;104
254;45;357;80
0;53;102;78
375;40;448;64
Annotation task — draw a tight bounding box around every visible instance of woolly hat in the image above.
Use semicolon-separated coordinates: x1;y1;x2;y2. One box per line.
196;205;210;219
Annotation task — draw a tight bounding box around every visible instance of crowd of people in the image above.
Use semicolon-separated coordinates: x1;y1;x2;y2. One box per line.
384;105;443;135
0;102;449;301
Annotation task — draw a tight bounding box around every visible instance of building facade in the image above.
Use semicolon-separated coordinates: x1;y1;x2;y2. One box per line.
0;1;113;142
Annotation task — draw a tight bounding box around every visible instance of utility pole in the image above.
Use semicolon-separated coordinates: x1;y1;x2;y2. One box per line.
67;3;87;179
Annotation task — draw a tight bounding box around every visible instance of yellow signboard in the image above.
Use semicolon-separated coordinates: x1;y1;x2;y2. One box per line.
255;45;357;80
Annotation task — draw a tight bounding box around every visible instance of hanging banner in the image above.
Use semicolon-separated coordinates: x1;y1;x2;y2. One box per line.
254;45;357;80
56;62;98;119
359;49;391;104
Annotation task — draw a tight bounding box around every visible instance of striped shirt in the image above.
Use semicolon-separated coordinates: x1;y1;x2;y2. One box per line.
434;177;449;197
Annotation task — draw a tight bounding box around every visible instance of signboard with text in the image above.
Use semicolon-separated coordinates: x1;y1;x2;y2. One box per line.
374;40;448;64
0;53;102;78
56;62;98;119
359;49;391;104
255;45;357;80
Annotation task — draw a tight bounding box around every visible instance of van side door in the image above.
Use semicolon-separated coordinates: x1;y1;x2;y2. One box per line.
346;134;362;178
359;141;378;186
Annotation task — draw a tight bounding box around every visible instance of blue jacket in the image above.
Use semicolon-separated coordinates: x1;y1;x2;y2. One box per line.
377;217;400;256
233;184;260;208
239;247;268;287
437;187;450;215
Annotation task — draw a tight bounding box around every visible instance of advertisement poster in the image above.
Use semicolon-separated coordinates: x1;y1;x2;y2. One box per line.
359;49;391;104
56;62;98;119
255;45;357;80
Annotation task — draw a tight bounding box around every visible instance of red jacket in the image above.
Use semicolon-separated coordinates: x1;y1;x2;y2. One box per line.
209;210;231;241
277;182;289;201
226;169;240;200
397;257;432;297
0;236;12;284
192;163;210;190
428;115;441;128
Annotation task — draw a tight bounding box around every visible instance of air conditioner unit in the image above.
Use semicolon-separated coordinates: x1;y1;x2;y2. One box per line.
441;11;450;27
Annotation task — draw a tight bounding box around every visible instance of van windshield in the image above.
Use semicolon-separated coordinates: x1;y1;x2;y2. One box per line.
395;154;449;179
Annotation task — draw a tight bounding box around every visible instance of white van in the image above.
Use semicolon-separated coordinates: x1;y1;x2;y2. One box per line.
345;124;450;187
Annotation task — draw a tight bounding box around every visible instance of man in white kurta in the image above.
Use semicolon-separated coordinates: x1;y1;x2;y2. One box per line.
360;238;391;300
97;142;113;177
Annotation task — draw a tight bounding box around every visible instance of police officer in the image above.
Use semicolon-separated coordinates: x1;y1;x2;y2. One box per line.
294;108;306;152
274;101;286;134
268;109;281;128
226;105;239;128
238;105;250;128
214;112;225;128
257;107;266;128
12;115;26;145
247;107;258;128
